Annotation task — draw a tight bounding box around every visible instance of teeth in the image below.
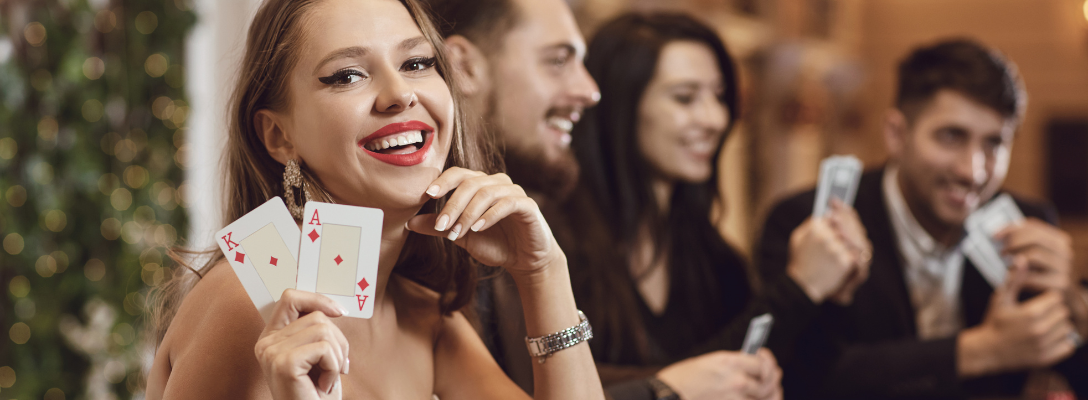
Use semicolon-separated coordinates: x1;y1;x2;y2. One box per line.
546;117;573;133
365;130;426;151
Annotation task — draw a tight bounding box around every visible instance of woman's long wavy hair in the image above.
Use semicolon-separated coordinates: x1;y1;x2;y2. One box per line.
149;0;499;346
562;12;744;364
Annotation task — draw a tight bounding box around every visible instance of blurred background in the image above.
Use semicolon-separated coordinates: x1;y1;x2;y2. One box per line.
1;0;1088;399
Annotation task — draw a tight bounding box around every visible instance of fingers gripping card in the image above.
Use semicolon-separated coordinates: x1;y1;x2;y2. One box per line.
214;197;301;323
963;194;1025;287
297;202;383;318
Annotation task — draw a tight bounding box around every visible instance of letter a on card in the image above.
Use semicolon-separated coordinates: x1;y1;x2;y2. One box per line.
296;201;383;318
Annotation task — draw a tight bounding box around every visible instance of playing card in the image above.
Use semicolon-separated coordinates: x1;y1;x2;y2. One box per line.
813;155;862;217
297;201;383;318
963;194;1025;287
741;313;774;354
214;197;301;323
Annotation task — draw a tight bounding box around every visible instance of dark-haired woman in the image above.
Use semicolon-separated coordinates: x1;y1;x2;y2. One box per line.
556;13;873;400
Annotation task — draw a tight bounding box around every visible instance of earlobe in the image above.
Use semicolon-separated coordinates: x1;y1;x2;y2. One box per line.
444;35;489;96
883;109;908;157
254;109;296;165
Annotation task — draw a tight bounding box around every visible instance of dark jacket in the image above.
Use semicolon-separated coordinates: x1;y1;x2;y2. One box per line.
756;166;1088;399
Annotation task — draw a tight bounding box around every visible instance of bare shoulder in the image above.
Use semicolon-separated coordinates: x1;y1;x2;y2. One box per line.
150;261;269;399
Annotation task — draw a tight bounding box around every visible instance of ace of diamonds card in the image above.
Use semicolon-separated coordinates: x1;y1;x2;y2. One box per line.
297;202;383;318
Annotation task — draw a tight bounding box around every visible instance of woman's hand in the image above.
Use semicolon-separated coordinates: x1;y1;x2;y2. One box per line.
787;200;872;304
656;349;782;400
406;167;559;277
255;289;350;400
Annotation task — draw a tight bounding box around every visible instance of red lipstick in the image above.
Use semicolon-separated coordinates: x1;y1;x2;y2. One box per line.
358;121;435;166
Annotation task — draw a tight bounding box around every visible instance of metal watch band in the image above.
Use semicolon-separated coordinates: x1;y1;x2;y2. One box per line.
525;310;593;363
646;377;680;400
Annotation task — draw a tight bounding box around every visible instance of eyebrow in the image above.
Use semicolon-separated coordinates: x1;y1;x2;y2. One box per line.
311;36;431;75
540;42;578;56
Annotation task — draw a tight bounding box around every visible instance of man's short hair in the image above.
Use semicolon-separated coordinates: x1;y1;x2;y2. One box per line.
896;39;1026;123
420;0;521;52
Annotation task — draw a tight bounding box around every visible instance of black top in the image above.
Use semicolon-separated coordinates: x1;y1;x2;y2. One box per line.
548;188;821;400
756;166;1088;399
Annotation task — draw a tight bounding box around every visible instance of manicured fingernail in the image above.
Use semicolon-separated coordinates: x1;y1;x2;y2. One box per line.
404;221;411;231
343;358;350;375
435;214;449;231
338;306;349;316
426;185;440;197
470;219;486;232
447;224;461;241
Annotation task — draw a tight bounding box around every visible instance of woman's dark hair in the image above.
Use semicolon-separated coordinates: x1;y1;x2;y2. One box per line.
562;12;743;363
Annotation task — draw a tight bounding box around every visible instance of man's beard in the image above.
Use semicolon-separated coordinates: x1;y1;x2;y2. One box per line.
503;144;580;202
483;88;580;202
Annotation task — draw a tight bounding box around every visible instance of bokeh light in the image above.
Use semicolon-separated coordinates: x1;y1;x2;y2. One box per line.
9;322;31;344
135;11;158;34
84;259;106;282
0;366;15;388
24;22;46;47
9;276;30;297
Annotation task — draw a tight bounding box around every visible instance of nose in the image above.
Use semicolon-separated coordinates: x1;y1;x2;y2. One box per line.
567;62;600;108
954;144;988;187
374;73;417;113
694;94;729;134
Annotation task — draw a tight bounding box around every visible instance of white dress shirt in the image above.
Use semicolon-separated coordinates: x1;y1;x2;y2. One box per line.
883;166;965;340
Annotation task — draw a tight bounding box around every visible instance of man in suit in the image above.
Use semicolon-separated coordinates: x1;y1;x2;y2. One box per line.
757;39;1088;399
417;0;600;393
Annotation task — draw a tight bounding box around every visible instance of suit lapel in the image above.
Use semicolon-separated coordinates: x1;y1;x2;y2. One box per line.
856;168;998;336
851;167;920;337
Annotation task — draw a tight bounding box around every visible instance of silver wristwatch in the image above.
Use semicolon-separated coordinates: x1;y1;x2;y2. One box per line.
525;310;593;363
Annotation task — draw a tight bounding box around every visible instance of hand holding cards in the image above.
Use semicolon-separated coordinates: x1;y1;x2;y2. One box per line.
214;197;383;322
963;194;1024;287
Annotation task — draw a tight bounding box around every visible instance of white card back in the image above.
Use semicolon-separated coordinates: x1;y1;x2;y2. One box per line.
963;194;1025;287
813;155;862;217
742;313;774;354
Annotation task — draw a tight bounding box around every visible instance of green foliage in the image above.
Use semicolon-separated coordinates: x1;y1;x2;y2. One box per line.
0;0;195;398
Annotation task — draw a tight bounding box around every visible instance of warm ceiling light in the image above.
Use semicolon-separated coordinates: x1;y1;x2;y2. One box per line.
1084;0;1088;23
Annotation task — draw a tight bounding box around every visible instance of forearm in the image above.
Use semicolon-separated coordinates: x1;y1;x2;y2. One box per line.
512;255;605;400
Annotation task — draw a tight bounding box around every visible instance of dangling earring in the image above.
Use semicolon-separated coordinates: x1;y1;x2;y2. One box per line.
283;158;311;220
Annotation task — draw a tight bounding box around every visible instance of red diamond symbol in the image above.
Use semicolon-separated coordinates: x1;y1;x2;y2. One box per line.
234;252;245;263
357;278;369;292
334;255;343;265
308;229;320;242
270;256;278;266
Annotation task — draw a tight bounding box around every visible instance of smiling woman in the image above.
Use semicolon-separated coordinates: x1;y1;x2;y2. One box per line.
144;0;605;399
